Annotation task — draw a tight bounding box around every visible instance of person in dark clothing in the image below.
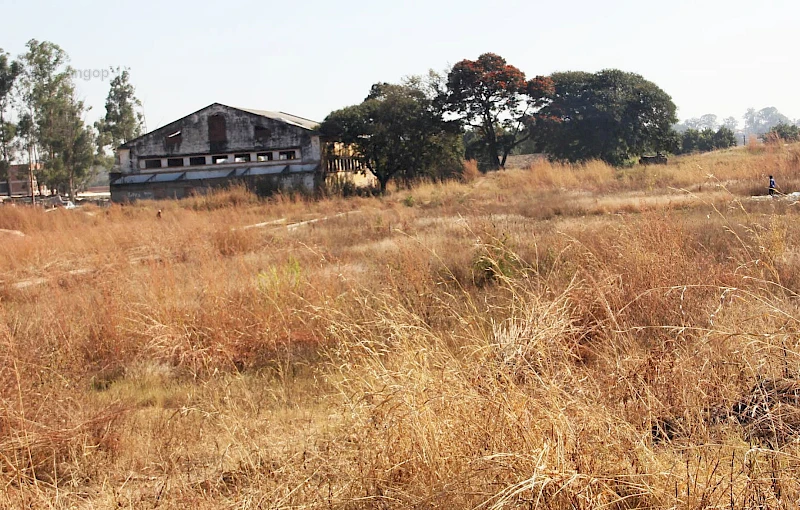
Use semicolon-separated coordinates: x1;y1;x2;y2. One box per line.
769;175;777;197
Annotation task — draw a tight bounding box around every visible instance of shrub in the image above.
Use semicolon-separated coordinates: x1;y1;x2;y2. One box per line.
762;123;800;144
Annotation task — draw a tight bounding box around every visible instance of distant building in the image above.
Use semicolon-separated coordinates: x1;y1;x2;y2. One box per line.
111;103;332;202
0;163;39;197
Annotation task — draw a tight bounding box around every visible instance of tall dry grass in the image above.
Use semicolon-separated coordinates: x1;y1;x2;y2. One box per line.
461;159;481;183
514;143;800;198
526;158;616;190
3;147;800;507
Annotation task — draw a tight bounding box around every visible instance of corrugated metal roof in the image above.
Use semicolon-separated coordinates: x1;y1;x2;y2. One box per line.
111;163;321;187
233;107;320;131
184;169;236;180
246;165;288;176
113;174;154;185
149;171;186;182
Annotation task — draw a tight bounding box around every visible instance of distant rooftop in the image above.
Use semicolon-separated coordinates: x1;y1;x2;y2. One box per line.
232;106;320;131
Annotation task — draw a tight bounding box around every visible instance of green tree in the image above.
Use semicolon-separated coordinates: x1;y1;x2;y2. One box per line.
744;106;791;135
680;129;700;153
698;114;719;131
762;123;800;143
678;126;736;154
0;49;22;181
19;39;70;193
712;126;737;149
673;119;693;133
16;113;36;195
743;108;757;135
19;39;94;199
722;116;738;131
95;68;143;151
320;82;461;193
398;73;464;184
538;70;678;165
697;128;716;152
444;53;552;170
55;97;95;200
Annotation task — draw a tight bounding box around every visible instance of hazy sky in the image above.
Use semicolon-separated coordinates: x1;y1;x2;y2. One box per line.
2;0;798;131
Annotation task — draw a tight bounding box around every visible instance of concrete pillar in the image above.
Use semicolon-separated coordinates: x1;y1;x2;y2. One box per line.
118;149;131;173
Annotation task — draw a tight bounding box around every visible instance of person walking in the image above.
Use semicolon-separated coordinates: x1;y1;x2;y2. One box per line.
769;175;777;197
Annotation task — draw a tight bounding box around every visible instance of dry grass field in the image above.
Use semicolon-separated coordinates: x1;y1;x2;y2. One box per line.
4;143;800;508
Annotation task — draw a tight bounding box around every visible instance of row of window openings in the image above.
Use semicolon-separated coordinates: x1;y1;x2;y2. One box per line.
143;150;298;169
165;125;270;145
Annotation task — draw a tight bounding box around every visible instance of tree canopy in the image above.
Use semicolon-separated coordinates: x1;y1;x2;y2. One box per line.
16;39;96;199
762;123;800;143
537;70;678;166
444;53;553;170
678;126;736;154
0;49;22;178
320;81;461;193
95;68;144;151
744;107;793;135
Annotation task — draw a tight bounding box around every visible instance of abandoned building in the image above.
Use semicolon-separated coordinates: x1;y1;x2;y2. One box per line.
0;163;39;197
111;103;367;202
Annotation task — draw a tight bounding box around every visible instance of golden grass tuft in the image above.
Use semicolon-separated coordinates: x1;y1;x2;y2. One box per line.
526;157;616;190
211;225;262;256
461;158;480;182
182;183;262;211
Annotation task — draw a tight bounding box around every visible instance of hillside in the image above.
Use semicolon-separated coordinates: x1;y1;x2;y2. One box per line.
2;144;800;508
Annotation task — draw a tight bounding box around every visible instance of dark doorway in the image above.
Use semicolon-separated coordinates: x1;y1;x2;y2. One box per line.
208;114;227;152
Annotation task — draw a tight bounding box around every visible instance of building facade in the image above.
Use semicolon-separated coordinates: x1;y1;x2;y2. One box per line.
111;103;324;202
0;163;39;197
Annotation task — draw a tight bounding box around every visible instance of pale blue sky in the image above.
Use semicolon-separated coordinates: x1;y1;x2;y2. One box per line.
2;0;798;130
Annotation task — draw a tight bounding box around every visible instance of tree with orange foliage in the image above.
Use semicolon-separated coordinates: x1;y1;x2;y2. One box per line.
444;53;553;170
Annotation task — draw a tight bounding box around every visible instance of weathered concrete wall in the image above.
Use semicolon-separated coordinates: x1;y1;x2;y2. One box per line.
112;172;317;202
120;104;319;173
